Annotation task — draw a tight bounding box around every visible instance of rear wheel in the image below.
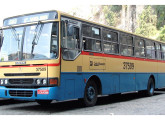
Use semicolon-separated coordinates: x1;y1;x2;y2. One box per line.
146;77;155;97
37;100;52;106
82;80;98;107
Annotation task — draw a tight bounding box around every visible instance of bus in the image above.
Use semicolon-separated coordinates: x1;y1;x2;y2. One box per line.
0;10;164;107
0;28;2;47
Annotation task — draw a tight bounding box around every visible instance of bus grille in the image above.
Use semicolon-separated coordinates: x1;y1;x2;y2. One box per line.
9;90;33;97
9;79;33;84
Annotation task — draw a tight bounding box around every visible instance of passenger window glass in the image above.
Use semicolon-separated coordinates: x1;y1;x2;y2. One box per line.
146;40;155;59
103;43;111;53
155;43;161;60
82;24;102;53
161;44;165;60
83;38;101;52
82;24;91;37
103;29;118;54
134;37;145;57
120;33;133;56
92;27;101;39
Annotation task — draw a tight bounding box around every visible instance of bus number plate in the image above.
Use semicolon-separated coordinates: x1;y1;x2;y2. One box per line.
36;67;46;71
123;62;134;70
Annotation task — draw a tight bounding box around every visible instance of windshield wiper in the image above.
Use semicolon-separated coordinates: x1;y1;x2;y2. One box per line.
10;26;21;60
30;21;44;58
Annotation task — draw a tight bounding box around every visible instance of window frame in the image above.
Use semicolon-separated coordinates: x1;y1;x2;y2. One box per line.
145;40;156;59
82;23;102;53
161;43;165;60
134;37;146;58
155;42;162;60
61;19;82;61
102;28;119;55
119;33;134;57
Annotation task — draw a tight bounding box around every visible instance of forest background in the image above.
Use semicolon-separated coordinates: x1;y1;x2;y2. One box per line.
69;5;165;42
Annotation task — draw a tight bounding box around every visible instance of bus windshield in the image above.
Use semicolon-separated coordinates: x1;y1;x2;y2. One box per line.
0;22;58;61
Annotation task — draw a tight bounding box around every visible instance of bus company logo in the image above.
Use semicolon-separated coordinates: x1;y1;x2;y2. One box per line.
37;90;49;95
90;61;93;66
90;61;105;66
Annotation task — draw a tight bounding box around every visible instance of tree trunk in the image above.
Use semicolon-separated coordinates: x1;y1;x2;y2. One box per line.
131;5;136;33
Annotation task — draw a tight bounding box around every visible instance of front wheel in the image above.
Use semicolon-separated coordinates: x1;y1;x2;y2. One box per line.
36;100;52;106
83;80;98;107
146;78;155;97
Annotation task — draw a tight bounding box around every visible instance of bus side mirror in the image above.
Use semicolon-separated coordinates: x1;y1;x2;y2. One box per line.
67;24;74;36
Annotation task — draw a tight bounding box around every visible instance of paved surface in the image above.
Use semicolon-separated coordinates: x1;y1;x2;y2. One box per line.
1;89;165;115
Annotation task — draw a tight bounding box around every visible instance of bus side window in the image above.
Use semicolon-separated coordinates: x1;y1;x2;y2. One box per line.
161;44;165;60
50;23;58;58
146;40;155;59
0;29;2;47
134;37;145;58
155;43;162;60
61;21;81;60
120;33;133;56
82;24;101;52
103;29;118;54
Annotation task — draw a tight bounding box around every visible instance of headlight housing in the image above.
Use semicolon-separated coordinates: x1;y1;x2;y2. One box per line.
1;80;4;85
36;79;41;85
4;79;8;84
42;79;47;85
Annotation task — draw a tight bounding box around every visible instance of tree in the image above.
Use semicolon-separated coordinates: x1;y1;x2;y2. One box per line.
153;5;165;30
102;5;122;27
157;25;165;41
135;6;158;38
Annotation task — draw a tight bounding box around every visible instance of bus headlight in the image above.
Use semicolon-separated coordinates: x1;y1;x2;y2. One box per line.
1;80;4;85
36;79;41;85
4;79;8;84
42;79;47;85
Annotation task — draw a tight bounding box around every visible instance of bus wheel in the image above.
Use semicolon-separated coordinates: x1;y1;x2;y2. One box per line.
36;100;52;106
83;80;98;107
146;77;155;97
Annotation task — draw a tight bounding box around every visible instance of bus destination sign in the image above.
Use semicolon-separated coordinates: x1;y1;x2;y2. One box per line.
3;11;58;26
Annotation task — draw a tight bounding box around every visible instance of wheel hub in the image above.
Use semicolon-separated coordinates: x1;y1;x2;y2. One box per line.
87;86;95;101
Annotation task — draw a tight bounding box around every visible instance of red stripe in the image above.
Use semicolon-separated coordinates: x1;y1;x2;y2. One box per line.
81;51;163;63
0;63;60;68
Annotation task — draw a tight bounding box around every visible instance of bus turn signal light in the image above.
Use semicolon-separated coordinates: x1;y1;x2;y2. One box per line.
49;78;58;85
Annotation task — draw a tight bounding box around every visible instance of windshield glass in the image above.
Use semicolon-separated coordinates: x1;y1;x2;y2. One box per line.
0;22;59;61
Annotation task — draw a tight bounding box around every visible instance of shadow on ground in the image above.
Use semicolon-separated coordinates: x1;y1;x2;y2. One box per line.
0;99;28;106
3;90;164;114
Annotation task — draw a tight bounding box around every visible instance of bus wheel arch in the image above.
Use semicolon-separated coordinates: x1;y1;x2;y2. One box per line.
87;75;102;95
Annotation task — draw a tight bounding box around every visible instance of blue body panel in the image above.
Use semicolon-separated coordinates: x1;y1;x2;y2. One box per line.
0;72;164;101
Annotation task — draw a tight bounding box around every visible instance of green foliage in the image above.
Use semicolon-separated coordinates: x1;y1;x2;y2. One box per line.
153;5;165;30
103;5;122;27
135;6;158;38
157;25;165;41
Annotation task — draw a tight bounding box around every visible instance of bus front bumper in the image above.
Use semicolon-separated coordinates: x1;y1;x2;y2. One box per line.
0;86;59;101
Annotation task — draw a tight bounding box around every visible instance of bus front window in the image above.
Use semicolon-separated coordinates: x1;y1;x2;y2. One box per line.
0;27;24;61
0;22;59;61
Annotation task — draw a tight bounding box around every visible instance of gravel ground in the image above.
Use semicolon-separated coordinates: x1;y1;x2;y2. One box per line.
0;89;165;115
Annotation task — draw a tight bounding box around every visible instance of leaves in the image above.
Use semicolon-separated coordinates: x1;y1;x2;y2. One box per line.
103;5;122;27
135;6;158;38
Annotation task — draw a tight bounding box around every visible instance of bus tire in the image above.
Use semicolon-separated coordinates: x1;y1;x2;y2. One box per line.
146;77;155;97
83;80;98;107
36;100;52;106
